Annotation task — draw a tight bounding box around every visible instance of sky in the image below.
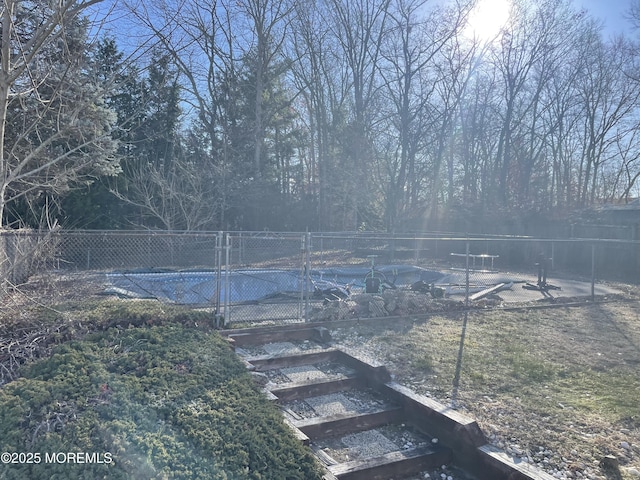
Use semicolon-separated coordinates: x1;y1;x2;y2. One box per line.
455;0;638;43
91;1;638;40
577;0;634;34
86;0;639;58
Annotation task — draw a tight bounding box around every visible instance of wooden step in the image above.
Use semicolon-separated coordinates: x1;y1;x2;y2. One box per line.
294;408;403;439
270;376;364;402
328;445;452;480
248;349;339;371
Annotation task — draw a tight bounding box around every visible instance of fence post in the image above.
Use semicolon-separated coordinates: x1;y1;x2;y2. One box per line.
299;234;305;321
147;231;152;267
305;232;311;321
389;232;395;262
465;239;470;308
591;243;596;302
224;234;231;327
214;232;223;327
452;237;471;409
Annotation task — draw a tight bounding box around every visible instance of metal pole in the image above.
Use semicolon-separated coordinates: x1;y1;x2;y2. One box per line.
465;239;470;308
591;243;596;302
224;234;231;327
453;237;471;409
305;232;311;321
451;310;468;409
299;235;305;321
215;232;223;327
390;232;395;262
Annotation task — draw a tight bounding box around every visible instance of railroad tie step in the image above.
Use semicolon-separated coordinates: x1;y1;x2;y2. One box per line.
269;376;364;402
248;349;339;371
294;408;403;439
328;445;452;480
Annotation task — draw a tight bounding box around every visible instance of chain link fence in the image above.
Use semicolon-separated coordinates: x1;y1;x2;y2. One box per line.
1;230;637;328
222;233;310;325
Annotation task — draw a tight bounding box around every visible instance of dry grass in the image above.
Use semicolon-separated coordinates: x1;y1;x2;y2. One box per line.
332;299;640;479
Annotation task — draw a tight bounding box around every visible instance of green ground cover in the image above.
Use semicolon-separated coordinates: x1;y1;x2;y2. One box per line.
0;305;322;480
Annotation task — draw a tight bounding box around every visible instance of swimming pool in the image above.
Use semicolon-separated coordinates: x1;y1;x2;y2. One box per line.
104;265;447;305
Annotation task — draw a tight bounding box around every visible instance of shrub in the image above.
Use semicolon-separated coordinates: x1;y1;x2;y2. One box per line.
0;324;322;480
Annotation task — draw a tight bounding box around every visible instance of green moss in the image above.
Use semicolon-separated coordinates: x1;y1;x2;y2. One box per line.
0;323;322;480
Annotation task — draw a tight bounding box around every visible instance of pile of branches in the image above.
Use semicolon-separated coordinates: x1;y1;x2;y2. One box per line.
0;320;78;387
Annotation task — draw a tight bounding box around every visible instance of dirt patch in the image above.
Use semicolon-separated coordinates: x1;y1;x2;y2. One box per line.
328;298;640;480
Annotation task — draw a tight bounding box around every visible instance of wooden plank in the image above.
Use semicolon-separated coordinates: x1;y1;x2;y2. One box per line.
281;417;310;446
328;446;451;480
295;408;403;439
282;406;304;421
470;282;508;301
249;349;339;371
227;327;324;346
316;449;339;466
478;444;558;480
383;382;482;429
335;350;392;383
271;376;363;402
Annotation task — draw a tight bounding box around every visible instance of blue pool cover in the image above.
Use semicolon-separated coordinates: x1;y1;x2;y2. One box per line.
104;265;447;305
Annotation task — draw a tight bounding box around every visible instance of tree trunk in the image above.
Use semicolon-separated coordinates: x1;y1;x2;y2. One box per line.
0;1;13;226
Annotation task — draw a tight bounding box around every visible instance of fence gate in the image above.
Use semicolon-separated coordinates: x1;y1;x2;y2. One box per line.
222;233;310;326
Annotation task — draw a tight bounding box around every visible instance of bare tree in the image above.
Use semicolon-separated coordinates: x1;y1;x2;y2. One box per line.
509;1;588;210
121;0;236;228
376;0;471;229
0;0;119;227
289;0;354;230
575;35;640;206
111;159;213;230
124;0;301;230
325;0;391;229
611;128;640;201
541;12;597;211
627;0;640;31
237;0;294;178
490;0;549;205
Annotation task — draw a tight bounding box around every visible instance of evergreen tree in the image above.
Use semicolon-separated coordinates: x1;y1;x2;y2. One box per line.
60;37;138;229
231;51;306;229
0;0;119;228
